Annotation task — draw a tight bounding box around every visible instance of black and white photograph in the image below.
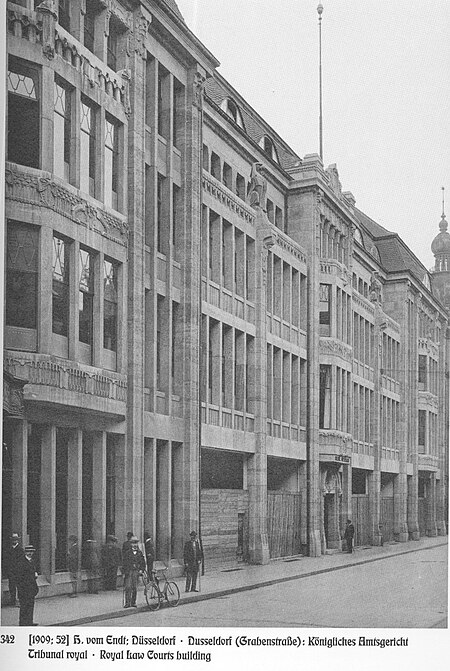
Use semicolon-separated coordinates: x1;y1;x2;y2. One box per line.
0;0;449;669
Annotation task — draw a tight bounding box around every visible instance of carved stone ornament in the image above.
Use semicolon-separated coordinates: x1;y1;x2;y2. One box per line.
326;163;342;197
321;468;343;496
247;162;267;209
193;71;206;109
6;166;128;245
131;13;151;58
369;271;382;304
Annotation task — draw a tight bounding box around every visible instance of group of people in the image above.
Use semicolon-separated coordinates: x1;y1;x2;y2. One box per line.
5;528;204;622
5;534;39;626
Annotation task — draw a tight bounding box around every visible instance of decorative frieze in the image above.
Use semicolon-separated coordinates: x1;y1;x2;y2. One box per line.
276;231;307;264
203;173;255;225
319;338;353;363
4;354;127;403
6;164;128;246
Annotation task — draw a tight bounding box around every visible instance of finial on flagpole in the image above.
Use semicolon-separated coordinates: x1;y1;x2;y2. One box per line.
317;4;324;161
442;186;445;217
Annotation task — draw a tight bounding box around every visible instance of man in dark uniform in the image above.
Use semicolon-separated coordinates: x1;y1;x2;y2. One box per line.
16;545;39;626
183;531;203;593
344;519;355;553
7;532;24;605
144;530;155;575
122;536;145;608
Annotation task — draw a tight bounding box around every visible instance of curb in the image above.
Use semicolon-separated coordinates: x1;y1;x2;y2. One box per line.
51;541;447;627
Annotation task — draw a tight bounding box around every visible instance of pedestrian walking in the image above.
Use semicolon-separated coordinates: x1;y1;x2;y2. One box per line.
344;519;355;553
84;539;101;593
183;530;203;593
122;536;145;608
16;545;39;626
122;531;134;556
6;532;24;606
101;536;121;590
67;535;80;597
144;530;155;575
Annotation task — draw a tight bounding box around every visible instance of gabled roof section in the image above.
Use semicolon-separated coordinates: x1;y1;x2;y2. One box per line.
204;76;301;172
353;207;429;284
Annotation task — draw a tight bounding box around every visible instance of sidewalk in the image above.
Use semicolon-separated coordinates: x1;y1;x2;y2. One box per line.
1;536;446;627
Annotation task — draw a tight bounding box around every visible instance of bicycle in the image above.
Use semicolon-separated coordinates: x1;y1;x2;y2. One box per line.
142;566;180;611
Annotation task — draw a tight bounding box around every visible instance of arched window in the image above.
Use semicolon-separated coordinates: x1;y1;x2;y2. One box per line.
220;98;245;129
259;135;279;163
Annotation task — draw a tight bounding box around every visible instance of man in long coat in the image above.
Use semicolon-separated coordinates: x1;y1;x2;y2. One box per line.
344;519;355;554
6;532;24;605
122;536;145;607
183;531;203;593
16;545;39;626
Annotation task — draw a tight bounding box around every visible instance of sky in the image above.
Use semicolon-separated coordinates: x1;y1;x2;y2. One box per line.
175;0;450;271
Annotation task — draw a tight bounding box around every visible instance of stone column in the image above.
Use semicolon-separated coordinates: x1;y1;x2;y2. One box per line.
307;191;324;557
426;473;438;537
92;432;106;543
123;12;150;540
114;434;126;544
247;207;272;565
40;64;54;173
407;293;420;539
156;440;172;563
393;472;408;542
179;63;207;545
40;425;56;581
11;419;28;544
393;288;409;542
369;303;383;545
67;428;83;545
144;438;156;541
340;463;352;536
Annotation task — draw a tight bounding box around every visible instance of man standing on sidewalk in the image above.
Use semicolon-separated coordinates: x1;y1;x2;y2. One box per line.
183;531;203;593
344;519;355;553
6;533;24;606
16;545;39;626
122;536;145;608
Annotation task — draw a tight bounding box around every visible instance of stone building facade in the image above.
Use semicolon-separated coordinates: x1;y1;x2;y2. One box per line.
2;0;448;596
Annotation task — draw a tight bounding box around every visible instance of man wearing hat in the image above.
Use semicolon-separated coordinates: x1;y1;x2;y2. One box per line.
101;535;121;590
183;531;203;593
16;545;39;626
122;536;145;608
7;533;24;606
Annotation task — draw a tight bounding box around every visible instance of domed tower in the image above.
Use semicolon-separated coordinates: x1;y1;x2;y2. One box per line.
431;188;450;311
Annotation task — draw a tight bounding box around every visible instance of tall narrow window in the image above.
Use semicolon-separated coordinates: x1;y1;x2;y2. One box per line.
173;78;184;149
319;365;332;429
79;248;94;345
84;3;95;52
54;79;71;181
107;17;122;71
172;184;181;254
6;221;39;330
8;59;40;168
157;174;164;253
80;99;96;196
103;258;118;351
104;115;119;209
418;354;427;391
418;410;426;452
52;236;70;336
106;437;116;537
157;65;169;138
58;0;70;32
319;284;331;336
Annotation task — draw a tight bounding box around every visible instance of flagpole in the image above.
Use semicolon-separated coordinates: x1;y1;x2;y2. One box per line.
317;3;324;161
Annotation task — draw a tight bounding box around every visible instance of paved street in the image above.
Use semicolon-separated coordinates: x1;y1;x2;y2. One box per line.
90;544;447;628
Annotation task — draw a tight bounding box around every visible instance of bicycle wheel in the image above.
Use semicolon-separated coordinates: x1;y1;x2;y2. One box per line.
145;583;161;611
165;581;180;607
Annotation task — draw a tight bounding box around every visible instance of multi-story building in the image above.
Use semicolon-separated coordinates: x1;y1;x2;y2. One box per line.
2;0;448;597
